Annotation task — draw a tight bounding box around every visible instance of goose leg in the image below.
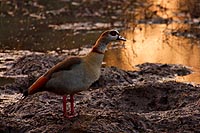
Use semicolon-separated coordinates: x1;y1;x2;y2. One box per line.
63;95;67;117
70;94;75;115
62;95;77;118
68;94;77;118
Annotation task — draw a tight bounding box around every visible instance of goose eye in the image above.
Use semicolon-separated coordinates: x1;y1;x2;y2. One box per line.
110;31;117;36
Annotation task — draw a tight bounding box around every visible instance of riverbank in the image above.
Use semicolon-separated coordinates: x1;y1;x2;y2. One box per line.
0;52;199;132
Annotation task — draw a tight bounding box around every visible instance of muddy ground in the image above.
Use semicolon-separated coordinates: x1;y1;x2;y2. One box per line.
0;53;199;133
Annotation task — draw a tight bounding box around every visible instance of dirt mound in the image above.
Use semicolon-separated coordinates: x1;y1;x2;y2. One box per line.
0;54;199;132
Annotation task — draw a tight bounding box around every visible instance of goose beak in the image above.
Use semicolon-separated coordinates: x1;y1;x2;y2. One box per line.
117;35;126;41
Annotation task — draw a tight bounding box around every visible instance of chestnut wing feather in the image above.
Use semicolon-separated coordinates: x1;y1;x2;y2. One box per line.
26;57;82;95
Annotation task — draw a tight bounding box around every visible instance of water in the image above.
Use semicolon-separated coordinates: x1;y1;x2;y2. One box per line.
0;0;200;84
105;24;200;83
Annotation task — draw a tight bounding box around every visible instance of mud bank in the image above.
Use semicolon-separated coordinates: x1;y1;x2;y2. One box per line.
0;53;199;132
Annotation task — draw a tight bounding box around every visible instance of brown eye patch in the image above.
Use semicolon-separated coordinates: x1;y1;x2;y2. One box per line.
110;31;118;36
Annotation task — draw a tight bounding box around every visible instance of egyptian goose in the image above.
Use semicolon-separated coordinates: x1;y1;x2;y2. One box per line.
24;30;126;118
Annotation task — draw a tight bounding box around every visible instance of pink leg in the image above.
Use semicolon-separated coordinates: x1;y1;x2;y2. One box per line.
63;95;67;117
62;94;77;118
67;94;77;118
70;94;75;115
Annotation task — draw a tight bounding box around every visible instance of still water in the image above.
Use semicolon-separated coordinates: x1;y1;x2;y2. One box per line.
0;0;200;84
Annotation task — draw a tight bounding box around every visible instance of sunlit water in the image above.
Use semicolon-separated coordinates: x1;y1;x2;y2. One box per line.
104;0;200;84
105;24;200;84
1;0;200;85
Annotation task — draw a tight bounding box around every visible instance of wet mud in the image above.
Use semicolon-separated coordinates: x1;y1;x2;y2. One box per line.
0;53;199;132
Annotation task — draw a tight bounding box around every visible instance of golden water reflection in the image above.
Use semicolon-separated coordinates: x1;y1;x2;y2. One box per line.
105;23;200;84
105;0;200;84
